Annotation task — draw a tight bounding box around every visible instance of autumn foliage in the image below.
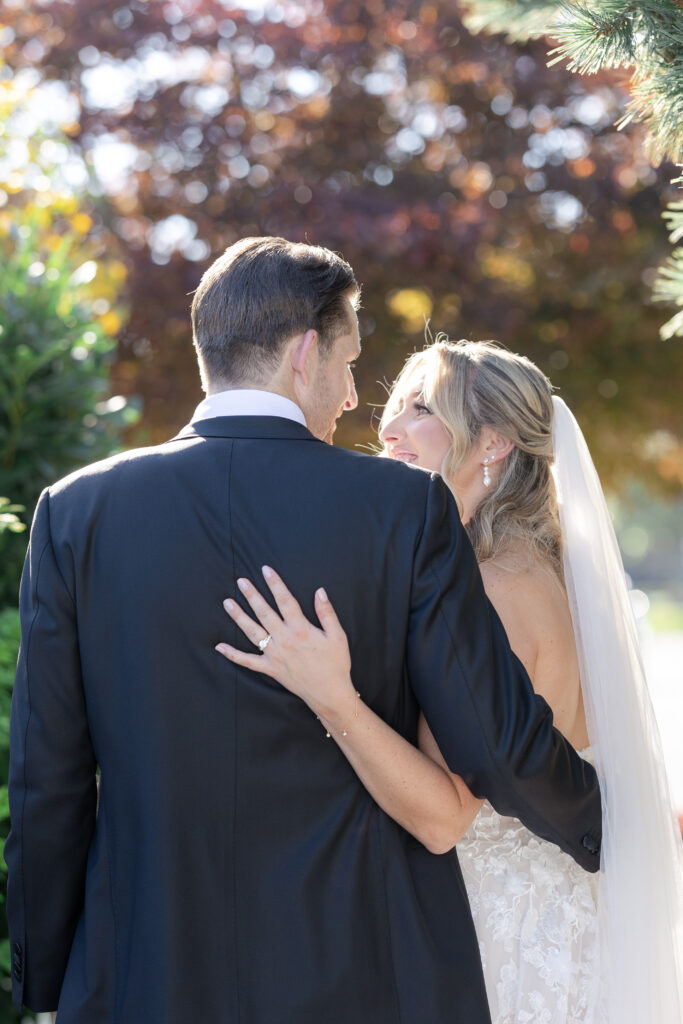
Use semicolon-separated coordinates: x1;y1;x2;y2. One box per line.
0;0;681;492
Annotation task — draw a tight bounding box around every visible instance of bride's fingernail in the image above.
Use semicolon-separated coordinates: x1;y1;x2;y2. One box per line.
262;566;273;579
224;599;235;611
318;588;328;602
237;578;248;592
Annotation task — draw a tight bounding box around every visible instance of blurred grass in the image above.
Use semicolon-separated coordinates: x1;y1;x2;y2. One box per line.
647;593;683;633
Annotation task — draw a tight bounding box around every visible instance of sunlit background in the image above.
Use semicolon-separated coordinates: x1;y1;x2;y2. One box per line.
1;0;681;853
0;5;681;1020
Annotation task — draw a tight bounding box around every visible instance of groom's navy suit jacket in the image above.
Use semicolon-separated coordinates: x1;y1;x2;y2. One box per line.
6;415;602;1023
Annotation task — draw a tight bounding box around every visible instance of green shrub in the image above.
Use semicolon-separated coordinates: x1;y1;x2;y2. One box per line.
0;207;139;509
0;207;140;606
0;89;137;1023
0;502;24;539
0;608;21;1020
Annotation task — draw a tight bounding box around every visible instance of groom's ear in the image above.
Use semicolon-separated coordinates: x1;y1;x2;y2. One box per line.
290;328;319;388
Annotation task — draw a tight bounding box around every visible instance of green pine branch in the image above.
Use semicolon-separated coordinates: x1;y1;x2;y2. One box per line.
655;185;683;339
549;2;683;164
547;4;638;75
654;261;683;339
461;0;683;337
662;195;683;244
626;57;683;165
460;0;560;41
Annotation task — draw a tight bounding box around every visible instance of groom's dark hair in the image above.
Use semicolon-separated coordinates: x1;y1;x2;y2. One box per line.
191;236;360;388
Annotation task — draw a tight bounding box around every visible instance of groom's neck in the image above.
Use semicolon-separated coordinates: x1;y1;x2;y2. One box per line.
206;379;294;402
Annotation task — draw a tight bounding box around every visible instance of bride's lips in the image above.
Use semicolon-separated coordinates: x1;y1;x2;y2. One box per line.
389;448;418;463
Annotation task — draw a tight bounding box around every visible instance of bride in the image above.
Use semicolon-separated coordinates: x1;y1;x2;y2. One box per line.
216;338;683;1022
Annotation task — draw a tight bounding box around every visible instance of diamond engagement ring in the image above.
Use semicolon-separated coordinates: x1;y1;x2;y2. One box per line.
258;634;273;652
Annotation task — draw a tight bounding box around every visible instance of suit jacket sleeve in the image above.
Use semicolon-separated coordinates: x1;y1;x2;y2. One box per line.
4;488;97;1012
407;473;602;871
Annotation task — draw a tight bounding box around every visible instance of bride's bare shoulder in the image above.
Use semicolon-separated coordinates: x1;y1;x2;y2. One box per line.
479;551;573;678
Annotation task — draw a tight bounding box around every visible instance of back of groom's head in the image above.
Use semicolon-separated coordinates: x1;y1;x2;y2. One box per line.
191;236;359;390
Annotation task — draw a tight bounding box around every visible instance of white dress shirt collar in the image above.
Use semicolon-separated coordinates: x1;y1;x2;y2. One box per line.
191;389;307;427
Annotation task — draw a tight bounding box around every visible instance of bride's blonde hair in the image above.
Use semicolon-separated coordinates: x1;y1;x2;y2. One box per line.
380;338;563;578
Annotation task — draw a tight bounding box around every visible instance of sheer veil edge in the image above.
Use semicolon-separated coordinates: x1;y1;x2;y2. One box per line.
551;395;683;1022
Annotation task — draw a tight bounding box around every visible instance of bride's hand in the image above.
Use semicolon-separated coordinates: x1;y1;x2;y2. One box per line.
216;566;355;722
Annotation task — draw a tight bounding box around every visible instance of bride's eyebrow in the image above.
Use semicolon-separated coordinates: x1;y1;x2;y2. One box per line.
393;388;423;408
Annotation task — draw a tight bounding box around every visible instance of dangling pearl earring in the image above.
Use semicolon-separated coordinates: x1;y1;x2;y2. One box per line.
483;455;494;487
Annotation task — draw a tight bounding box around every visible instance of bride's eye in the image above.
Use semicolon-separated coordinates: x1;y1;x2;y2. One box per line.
413;401;432;415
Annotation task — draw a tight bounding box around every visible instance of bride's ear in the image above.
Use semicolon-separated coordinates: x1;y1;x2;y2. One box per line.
481;427;515;464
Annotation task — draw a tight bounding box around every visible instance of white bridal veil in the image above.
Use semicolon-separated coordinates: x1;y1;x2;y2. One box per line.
551;396;683;1021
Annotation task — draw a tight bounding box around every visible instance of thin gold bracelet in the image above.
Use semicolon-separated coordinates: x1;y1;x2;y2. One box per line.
317;691;361;739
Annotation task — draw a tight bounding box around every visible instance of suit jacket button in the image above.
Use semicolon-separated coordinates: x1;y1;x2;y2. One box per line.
582;834;599;855
13;963;22;980
13;943;21;956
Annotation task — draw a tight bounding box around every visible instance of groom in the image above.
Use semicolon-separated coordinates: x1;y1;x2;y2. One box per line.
6;236;601;1023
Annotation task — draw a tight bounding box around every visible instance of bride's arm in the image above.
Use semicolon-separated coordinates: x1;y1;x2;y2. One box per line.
315;690;482;855
216;568;482;855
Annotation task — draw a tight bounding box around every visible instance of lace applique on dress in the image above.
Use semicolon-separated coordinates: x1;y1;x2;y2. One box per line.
457;750;607;1023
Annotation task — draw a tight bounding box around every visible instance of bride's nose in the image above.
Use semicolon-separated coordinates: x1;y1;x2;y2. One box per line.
379;410;406;445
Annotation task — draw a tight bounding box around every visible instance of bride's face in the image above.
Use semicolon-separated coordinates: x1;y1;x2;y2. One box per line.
379;374;452;473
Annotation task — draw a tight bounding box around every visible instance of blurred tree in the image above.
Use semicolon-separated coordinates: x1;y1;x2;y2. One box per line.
0;0;681;493
459;0;683;339
0;206;136;515
0;74;140;606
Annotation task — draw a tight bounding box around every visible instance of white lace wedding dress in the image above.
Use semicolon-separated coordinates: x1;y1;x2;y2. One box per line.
458;748;607;1024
